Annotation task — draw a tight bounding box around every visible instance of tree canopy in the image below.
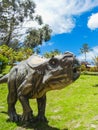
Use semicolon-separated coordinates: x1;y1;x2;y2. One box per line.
0;0;52;50
44;49;61;58
0;45;33;65
24;24;52;49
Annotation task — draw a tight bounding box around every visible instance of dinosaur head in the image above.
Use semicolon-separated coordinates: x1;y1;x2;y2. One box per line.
41;52;80;90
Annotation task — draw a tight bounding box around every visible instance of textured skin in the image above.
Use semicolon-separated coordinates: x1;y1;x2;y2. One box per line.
0;52;80;122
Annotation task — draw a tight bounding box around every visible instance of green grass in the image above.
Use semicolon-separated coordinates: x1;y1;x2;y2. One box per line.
0;75;98;130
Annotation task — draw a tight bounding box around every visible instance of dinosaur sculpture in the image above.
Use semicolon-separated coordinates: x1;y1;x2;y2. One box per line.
0;52;80;122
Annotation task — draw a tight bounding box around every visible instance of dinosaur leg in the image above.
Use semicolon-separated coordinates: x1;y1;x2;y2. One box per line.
36;94;47;122
7;81;18;122
19;95;33;122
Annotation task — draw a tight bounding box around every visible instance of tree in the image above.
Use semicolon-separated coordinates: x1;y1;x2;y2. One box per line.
92;56;98;67
0;0;37;46
0;45;14;70
15;47;33;61
0;45;33;65
0;45;16;64
80;43;91;62
44;49;61;58
24;24;52;49
0;0;52;50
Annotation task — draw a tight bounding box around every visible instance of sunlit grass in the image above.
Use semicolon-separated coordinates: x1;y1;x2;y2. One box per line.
0;75;98;129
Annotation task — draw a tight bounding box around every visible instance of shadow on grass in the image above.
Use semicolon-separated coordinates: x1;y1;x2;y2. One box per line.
93;84;98;87
1;111;68;130
6;117;68;130
16;121;60;130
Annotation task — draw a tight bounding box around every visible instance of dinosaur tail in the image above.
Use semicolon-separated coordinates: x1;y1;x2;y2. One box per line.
0;74;9;84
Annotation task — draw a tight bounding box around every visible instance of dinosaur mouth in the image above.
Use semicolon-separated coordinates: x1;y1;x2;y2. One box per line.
47;75;72;90
73;66;80;81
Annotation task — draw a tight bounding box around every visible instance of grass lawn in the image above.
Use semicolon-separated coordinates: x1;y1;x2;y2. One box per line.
0;75;98;130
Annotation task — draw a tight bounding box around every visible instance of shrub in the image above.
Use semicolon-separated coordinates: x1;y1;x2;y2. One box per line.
0;54;9;72
81;64;87;71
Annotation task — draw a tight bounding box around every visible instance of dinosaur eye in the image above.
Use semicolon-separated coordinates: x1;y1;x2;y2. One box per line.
49;58;59;67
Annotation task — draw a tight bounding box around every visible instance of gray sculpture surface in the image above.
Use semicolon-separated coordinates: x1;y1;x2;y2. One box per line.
0;52;80;122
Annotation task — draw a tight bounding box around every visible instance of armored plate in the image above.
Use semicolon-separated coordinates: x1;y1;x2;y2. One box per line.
27;54;48;68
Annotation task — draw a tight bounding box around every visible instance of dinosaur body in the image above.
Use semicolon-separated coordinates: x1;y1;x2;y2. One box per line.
0;52;80;122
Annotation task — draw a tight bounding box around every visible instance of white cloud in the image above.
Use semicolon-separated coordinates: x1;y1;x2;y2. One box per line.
38;42;54;47
77;46;98;62
33;0;98;35
87;13;98;30
48;42;54;46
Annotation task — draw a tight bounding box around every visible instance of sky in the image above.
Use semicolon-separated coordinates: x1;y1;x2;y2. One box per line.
32;0;98;62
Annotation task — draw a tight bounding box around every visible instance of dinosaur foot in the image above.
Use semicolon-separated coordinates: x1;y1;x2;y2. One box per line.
34;115;48;123
21;111;34;122
8;111;20;122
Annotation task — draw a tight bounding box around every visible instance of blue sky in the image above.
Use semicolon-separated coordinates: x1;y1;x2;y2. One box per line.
40;7;98;55
30;0;98;61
